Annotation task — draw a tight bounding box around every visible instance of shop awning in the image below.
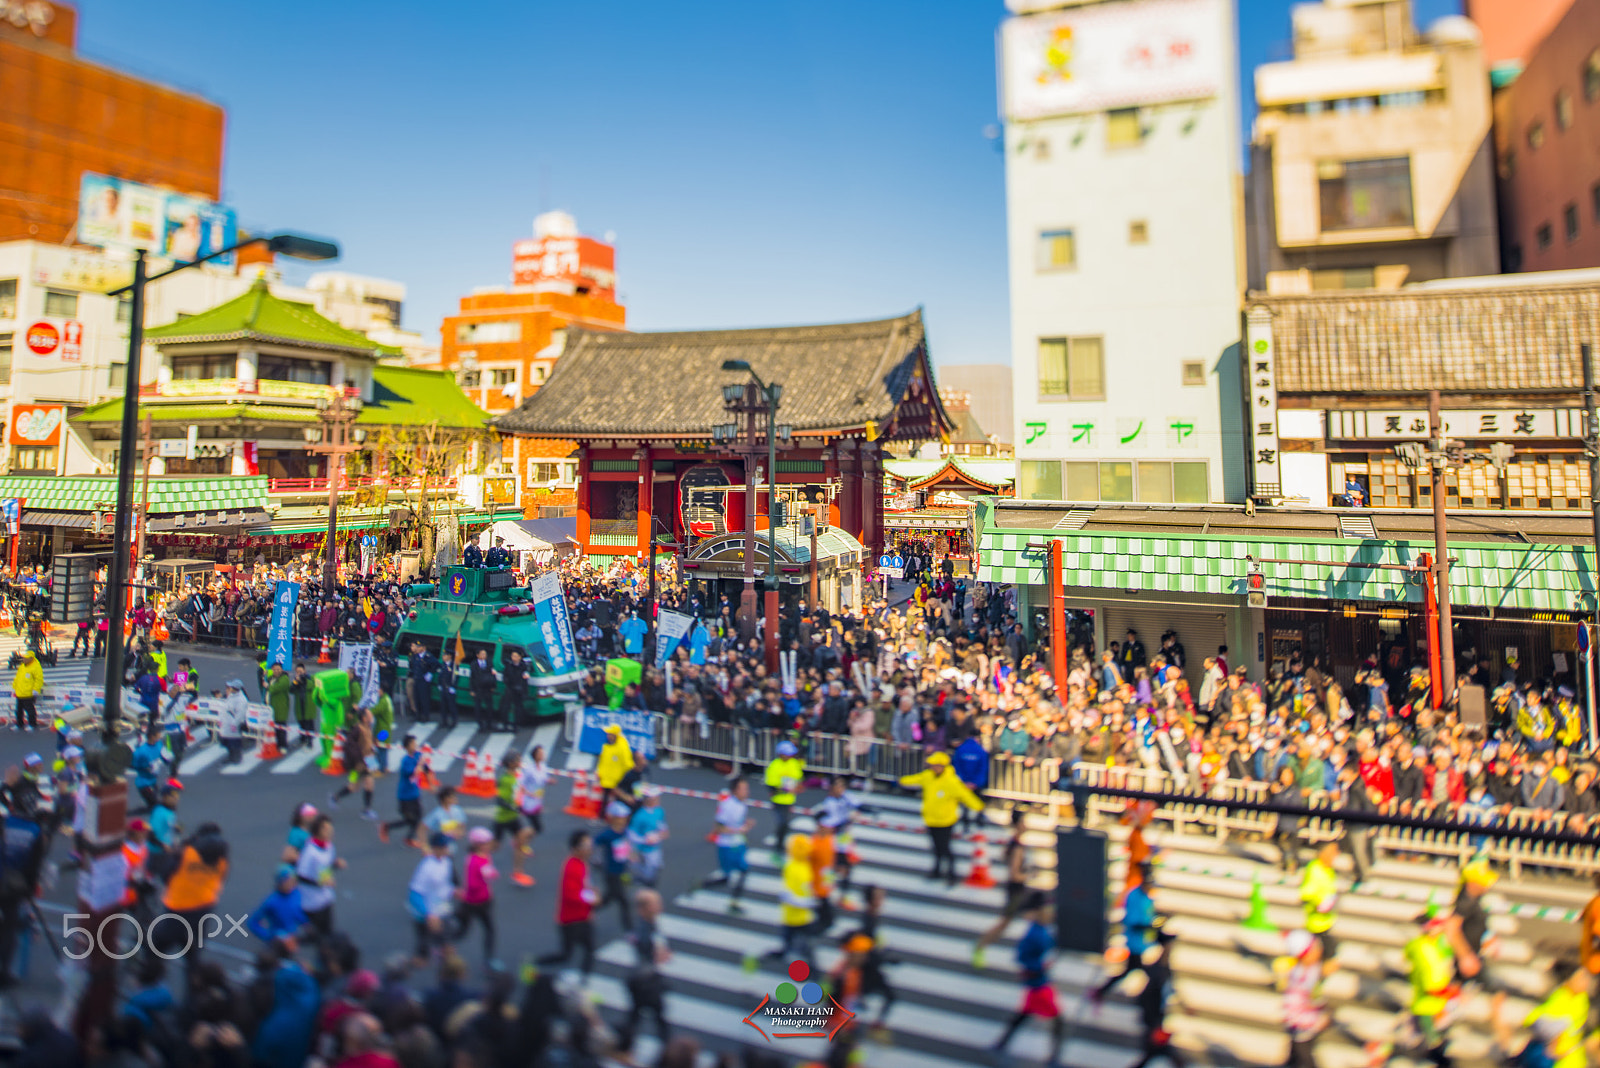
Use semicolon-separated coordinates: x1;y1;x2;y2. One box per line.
884;509;972;531
146;508;272;532
22;510;92;528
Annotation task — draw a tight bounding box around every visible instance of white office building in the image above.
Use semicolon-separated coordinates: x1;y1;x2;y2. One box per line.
1002;0;1248;503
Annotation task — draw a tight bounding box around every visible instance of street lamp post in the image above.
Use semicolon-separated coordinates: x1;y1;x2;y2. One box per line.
306;390;366;589
717;360;792;674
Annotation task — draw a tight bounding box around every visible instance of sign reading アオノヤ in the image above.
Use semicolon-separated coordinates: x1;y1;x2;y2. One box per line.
1001;0;1224;121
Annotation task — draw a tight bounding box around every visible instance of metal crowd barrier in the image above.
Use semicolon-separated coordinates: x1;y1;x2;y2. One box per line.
1065;761;1600;876
651;715;938;786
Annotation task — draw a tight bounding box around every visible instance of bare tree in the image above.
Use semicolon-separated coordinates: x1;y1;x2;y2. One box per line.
354;421;498;560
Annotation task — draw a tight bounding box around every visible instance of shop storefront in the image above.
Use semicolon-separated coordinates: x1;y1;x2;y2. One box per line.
683;529;866;615
976;500;1597;689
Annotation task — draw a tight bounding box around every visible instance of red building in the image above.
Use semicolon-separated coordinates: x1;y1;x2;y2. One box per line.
494;311;952;595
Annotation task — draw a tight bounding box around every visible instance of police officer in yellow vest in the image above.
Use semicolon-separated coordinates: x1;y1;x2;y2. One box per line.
899;751;983;885
765;740;804;852
1404;912;1460;1067
1300;842;1341;955
596;723;635;809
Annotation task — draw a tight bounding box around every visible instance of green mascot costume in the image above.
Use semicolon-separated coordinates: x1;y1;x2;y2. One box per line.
604;657;642;709
311;668;351;769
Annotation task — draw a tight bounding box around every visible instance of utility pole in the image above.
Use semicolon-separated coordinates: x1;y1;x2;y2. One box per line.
1582;344;1600;746
135;415;154;584
308;389;364;588
1428;391;1457;708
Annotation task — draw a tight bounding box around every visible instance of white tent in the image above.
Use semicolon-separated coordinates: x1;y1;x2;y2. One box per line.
478;518;577;567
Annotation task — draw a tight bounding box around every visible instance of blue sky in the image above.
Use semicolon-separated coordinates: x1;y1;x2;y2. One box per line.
79;0;1457;367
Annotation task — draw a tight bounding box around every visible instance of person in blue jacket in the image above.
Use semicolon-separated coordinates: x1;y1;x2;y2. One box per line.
248;864;309;943
951;734;990;834
250;940;321;1068
131;726;166;813
992;893;1066;1068
1092;862;1159;1001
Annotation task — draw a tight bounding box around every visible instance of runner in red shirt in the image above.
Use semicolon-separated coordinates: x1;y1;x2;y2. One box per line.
535;830;598;977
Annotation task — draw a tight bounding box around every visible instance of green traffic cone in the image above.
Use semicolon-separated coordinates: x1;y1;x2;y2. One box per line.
1242;874;1278;932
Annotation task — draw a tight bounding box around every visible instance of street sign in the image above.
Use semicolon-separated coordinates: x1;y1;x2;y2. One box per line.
878;553;905;580
1579;622;1590;656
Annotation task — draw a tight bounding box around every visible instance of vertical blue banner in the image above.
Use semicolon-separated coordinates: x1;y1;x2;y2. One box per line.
654;609;693;670
266;580;299;668
530;573;578;675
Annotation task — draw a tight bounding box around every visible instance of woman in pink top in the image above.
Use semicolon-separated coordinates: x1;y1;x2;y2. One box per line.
457;826;498;959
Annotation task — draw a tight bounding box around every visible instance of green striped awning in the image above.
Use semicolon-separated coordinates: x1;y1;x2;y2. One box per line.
977;529;1598;613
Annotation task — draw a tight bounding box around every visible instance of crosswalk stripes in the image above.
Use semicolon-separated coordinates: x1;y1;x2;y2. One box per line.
271;742;323;775
425;725;478;775
558;789;1560;1068
177;744;229;776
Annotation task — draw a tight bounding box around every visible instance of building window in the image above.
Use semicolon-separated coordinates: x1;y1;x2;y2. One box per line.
0;333;10;386
1064;462;1097;501
257;354;332;384
1035;229;1076;271
460;370;481;388
456;320;521;344
1173;462;1208;502
1106;108;1143;147
108;363;125;390
1181;360;1206;386
1019;460;1062;500
533;364;548;383
1099;461;1134;502
1128;220;1149;245
1317;157;1413;231
12;447;56;472
1310;266;1377;290
490;368;517;387
0;280;14;320
1587;50;1600;102
1037;336;1105;400
42;289;77;318
1566;202;1580;242
1528;121;1546;150
171;354;237;380
1537;223;1554;251
115;297;132;323
1137;461;1171;502
1557;89;1575;130
527;460;562;484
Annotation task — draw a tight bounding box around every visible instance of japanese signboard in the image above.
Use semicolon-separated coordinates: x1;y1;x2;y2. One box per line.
654;609;693;669
530;572;579;677
266;580;299;669
1001;0;1223;120
78;173;237;268
8;404;64;447
1245;306;1280;496
511;235;616;300
1327;408;1587;441
21;318;81;364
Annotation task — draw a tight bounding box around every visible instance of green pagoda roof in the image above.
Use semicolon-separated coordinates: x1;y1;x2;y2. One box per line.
144;278;401;357
74;367;489;430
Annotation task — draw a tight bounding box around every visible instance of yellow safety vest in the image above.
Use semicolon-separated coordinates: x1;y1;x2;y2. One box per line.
1404;933;1455;1017
765;757;804;806
1300;859;1339;934
1526;985;1591;1068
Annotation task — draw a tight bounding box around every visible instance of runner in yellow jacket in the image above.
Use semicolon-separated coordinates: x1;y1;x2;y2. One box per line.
899;751;983;884
596;724;635;809
1300;842;1341;954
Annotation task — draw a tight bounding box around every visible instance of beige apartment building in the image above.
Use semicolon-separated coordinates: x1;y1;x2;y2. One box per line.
1247;0;1500;293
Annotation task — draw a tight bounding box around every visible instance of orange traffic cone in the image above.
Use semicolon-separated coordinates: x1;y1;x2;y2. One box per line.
418;745;439;792
471;749;497;798
317;638;332;665
324;732;346;776
965;833;997;889
258;728;282;761
564;771;598;817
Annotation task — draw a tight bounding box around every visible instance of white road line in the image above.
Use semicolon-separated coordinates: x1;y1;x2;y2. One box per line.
272;743;322;775
178;745;228;775
527;721;561;759
220;750;265;776
479;732;514;768
425;725;477;774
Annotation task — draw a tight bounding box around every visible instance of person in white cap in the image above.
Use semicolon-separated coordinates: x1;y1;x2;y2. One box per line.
219;679;249;765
